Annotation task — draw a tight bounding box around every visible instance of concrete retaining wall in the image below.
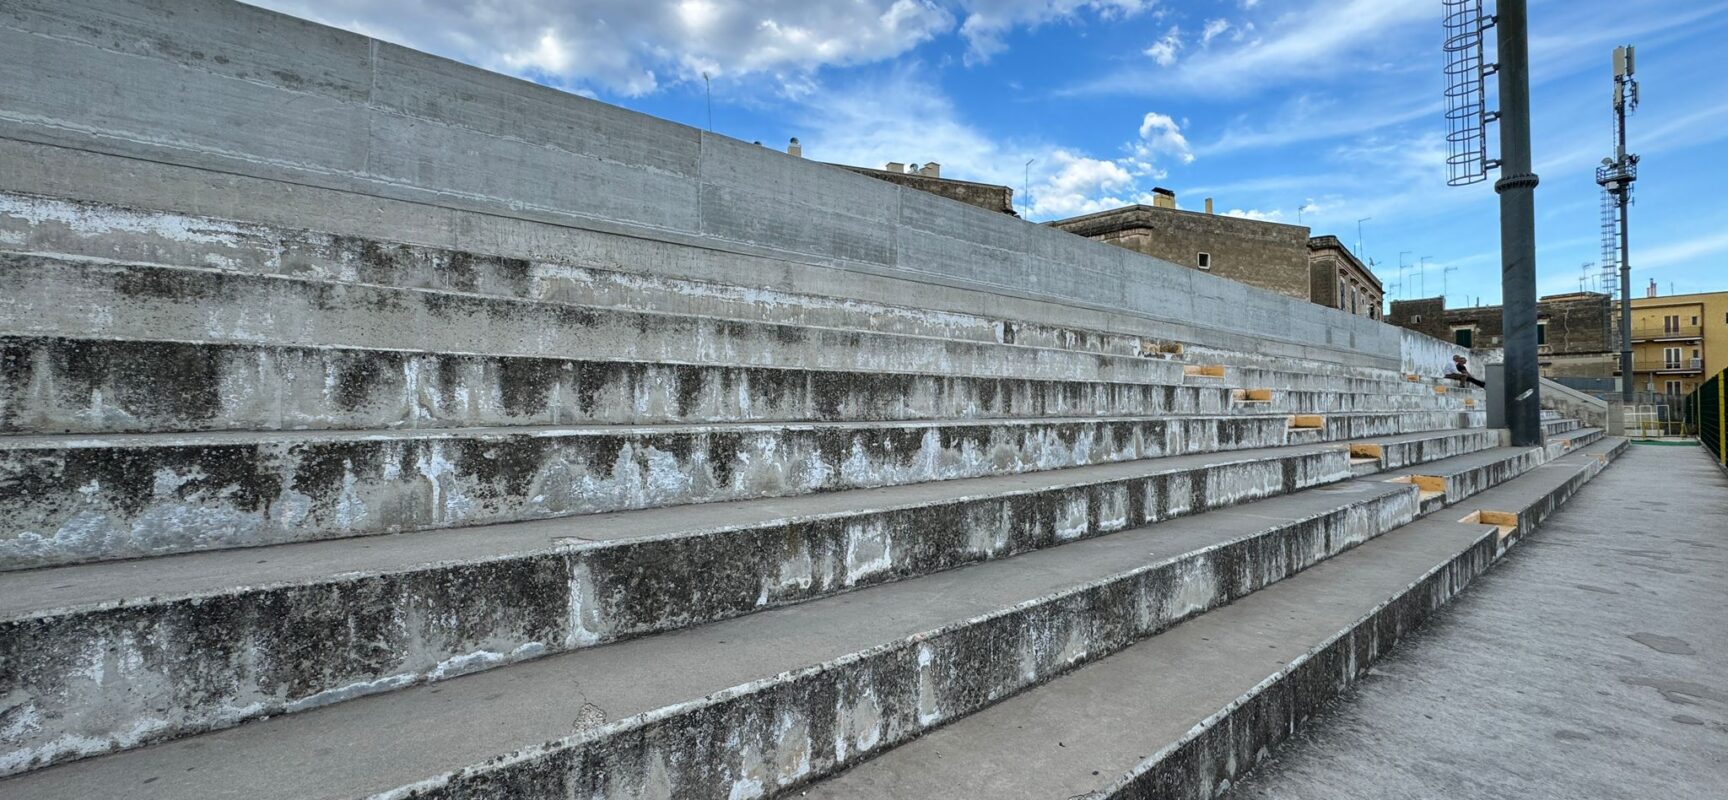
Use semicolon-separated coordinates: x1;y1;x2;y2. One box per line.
0;0;1446;370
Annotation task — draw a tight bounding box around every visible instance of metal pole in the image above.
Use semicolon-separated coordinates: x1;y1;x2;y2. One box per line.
1619;188;1633;401
1495;0;1542;446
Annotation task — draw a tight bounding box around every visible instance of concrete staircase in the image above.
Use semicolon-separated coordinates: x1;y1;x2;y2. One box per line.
0;195;1622;799
0;3;1622;795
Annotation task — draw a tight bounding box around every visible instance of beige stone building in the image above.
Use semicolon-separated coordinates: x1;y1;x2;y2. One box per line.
1047;190;1384;318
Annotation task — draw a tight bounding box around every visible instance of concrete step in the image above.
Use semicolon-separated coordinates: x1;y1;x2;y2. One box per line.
0;460;1429;789
798;439;1626;799
0;190;1151;359
0;443;1359;769
0;412;1475;569
0;335;1475;436
1;191;1471;388
0;428;1507;778
0;432;1589;791
1376;427;1602;514
0;254;1478;410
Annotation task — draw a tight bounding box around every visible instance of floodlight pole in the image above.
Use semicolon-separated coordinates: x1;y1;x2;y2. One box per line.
1495;0;1542;446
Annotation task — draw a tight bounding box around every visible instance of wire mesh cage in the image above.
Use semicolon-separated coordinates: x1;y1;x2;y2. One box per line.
1443;0;1494;186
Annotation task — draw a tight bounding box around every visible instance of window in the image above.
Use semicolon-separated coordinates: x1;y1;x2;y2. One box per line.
1412;314;1424;324
1665;380;1682;396
1692;315;1700;325
1664;314;1680;333
1664;346;1682;368
1196;252;1211;270
1454;328;1474;348
1537;321;1548;346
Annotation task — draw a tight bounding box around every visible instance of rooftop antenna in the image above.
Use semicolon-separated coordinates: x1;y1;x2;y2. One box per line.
1398;251;1412;302
1442;263;1460;305
1597;44;1639;402
1356;217;1372;259
702;72;713;132
1023;158;1035;218
1441;0;1541;445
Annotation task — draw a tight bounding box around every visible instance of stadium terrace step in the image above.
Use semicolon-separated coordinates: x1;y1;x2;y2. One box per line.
1347;427;1502;471
1379;427;1601;514
0;254;1480;414
0;442;1359;769
0;412;1473;570
0;427;1507;777
0;462;1426;789
0;191;1146;359
0;336;1473;436
0;254;1193;388
799;439;1624;800
0;435;1611;793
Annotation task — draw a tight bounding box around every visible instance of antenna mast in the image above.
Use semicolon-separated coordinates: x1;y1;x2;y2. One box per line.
1597;44;1639;402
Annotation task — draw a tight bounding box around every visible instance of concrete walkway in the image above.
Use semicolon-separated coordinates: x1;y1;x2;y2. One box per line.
1229;443;1728;800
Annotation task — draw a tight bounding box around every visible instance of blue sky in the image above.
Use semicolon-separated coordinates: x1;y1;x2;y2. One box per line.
254;0;1728;307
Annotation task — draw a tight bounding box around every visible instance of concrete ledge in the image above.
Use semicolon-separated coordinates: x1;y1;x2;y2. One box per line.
0;413;1475;569
0;336;1474;436
0;477;1421;790
0;447;1358;771
798;441;1626;799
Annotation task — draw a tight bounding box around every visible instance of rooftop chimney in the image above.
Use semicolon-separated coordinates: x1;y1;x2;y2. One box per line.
919;162;941;178
1204;197;1214;214
1151;187;1176;210
885;161;905;174
1647;279;1658;297
787;137;801;158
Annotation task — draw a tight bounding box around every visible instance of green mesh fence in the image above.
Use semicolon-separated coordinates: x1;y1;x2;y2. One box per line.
1688;370;1724;465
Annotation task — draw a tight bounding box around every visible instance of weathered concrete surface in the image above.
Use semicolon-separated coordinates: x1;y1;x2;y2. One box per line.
0;476;1420;788
795;441;1624;799
0;446;1357;769
0;1;1464;370
0;412;1476;569
1227;443;1728;800
0;336;1469;436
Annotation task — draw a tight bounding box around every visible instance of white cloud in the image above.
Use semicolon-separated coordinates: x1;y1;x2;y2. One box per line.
1135;112;1195;165
1225;208;1284;222
252;0;954;96
793;70;1195;221
1075;0;1430;96
1639;229;1728;270
1201;18;1230;46
958;1;1154;64
1144;26;1182;66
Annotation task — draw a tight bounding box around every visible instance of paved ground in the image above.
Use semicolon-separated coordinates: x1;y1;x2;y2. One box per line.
1229;443;1728;800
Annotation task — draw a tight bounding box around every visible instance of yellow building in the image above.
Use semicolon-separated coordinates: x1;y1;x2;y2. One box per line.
1620;290;1728;397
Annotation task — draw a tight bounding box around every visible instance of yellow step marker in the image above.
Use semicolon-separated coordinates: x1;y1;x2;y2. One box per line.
1233;388;1274;402
1290;414;1325;429
1184;364;1226;378
1462;510;1519;539
1349;442;1384;460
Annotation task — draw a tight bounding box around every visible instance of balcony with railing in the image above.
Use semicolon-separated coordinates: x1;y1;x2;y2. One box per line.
1629;322;1704;341
1630;356;1705;374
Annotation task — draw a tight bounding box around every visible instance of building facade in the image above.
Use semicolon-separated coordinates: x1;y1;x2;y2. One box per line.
1048;191;1381;316
1623;289;1728;398
1386;292;1614;380
829;160;1017;215
1307;235;1385;320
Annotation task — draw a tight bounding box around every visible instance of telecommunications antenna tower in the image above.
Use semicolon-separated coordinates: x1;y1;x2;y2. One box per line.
1443;0;1498;185
1598;44;1640;402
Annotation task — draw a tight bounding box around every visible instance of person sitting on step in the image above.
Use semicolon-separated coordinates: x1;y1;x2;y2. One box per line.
1446;354;1486;388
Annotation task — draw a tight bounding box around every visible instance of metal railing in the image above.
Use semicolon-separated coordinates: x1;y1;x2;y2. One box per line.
1629;323;1703;341
1631;357;1704;373
1684;369;1725;465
